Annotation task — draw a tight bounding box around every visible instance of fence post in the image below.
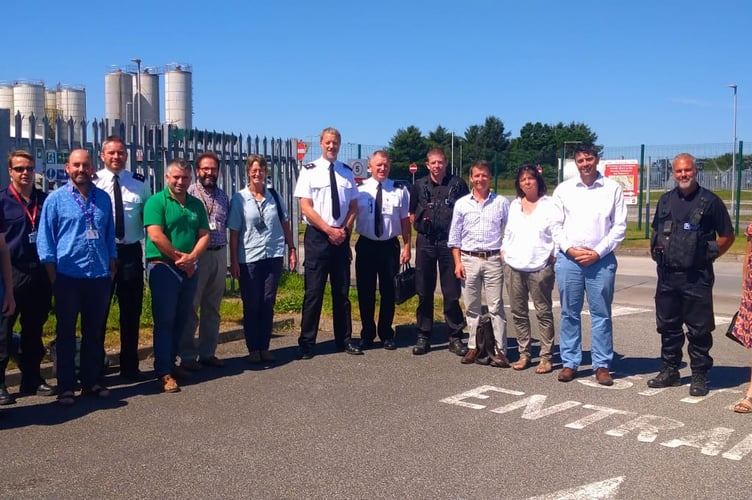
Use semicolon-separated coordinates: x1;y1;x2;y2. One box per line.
735;140;744;235
637;144;645;231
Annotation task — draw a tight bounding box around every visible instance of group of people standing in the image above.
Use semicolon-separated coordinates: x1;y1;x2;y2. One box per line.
0;127;748;410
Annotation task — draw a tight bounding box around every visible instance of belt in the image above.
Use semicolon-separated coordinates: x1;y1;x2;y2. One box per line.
207;245;226;251
461;249;500;259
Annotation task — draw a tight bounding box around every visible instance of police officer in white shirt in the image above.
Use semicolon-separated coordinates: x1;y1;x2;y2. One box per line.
93;135;150;380
354;151;411;351
293;127;361;359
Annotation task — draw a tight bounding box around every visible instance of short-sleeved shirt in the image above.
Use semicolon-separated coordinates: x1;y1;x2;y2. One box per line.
355;178;410;241
188;182;229;247
227;187;289;264
143;187;210;260
651;185;733;239
293;157;358;227
93;168;150;245
0;185;47;270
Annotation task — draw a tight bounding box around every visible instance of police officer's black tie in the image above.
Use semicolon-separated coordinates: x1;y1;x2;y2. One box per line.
113;174;125;240
329;163;340;220
374;182;383;237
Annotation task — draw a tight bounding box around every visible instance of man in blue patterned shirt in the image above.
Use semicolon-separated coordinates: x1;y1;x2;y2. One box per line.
37;149;117;405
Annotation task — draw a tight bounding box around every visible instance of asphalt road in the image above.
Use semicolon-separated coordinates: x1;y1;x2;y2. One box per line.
1;254;750;499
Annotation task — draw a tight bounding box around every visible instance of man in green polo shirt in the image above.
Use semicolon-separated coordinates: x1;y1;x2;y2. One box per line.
144;159;210;393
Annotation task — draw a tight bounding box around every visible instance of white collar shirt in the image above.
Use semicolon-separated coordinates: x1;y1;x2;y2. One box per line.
447;190;509;251
551;173;627;257
293;156;358;227
92;167;151;245
501;195;558;272
354;178;410;240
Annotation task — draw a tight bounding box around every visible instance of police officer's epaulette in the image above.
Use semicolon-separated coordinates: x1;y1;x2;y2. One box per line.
91;172;99;180
342;163;352;171
133;172;145;182
304;162;316;169
393;181;405;189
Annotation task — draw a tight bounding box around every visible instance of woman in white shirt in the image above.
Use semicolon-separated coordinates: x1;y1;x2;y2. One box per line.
501;165;557;373
228;155;297;364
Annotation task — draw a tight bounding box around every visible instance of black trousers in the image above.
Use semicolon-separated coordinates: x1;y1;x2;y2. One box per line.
655;266;715;373
415;234;465;341
299;226;352;350
355;236;399;342
0;265;52;387
103;242;144;374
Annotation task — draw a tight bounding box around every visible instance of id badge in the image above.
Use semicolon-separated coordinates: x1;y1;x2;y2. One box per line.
85;229;99;240
209;222;217;231
28;231;37;244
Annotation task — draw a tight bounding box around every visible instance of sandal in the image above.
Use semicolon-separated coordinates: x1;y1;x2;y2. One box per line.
734;396;752;414
512;355;531;371
58;391;75;406
535;359;553;374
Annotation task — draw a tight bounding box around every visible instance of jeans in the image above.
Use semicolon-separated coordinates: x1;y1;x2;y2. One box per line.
53;274;111;393
555;251;617;370
148;262;199;377
238;257;283;352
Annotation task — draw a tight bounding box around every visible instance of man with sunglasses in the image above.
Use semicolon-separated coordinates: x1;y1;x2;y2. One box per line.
178;152;229;371
0;151;49;404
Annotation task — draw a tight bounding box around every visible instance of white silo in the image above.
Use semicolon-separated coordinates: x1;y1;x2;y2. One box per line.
57;85;87;142
0;83;13;113
137;69;160;127
13;81;45;137
45;89;57;123
105;69;133;124
164;64;192;130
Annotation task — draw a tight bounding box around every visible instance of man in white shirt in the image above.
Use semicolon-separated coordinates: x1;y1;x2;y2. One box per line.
448;160;510;366
552;143;627;385
354;151;411;350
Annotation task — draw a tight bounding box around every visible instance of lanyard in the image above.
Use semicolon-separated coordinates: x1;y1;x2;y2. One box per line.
8;184;38;229
68;184;96;228
196;184;216;218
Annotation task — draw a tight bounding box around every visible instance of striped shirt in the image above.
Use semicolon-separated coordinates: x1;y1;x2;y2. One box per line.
448;190;510;251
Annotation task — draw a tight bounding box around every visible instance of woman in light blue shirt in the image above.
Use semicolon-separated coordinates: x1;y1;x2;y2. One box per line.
228;155;297;364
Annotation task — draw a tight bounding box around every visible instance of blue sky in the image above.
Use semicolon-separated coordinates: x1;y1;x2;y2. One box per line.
4;0;749;150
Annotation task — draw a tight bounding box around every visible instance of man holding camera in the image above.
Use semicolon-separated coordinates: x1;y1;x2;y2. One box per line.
409;148;469;356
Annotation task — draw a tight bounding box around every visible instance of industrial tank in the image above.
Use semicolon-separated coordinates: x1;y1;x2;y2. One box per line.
137;69;160;127
164;64;192;130
0;83;13;114
44;89;57;123
13;81;45;137
104;69;133;124
57;85;87;142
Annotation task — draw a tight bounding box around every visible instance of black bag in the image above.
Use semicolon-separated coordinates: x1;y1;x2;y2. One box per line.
394;263;416;305
726;311;752;348
474;314;497;365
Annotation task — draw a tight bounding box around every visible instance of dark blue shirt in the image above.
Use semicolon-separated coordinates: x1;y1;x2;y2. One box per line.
36;184;117;279
0;186;47;271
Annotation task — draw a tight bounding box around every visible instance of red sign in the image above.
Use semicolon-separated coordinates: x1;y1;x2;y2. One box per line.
409;162;418;174
603;160;639;205
296;140;307;162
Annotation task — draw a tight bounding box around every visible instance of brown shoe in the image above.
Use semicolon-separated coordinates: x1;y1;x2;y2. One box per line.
595;367;614;386
461;348;478;364
200;356;225;368
160;375;180;393
558;367;577;382
490;351;511;368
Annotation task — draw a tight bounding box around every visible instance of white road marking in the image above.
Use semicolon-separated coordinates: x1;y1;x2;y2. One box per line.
526;476;625;500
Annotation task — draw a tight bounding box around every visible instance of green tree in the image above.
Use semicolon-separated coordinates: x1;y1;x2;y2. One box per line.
459;116;511;178
426;125;453;152
385;125;428;179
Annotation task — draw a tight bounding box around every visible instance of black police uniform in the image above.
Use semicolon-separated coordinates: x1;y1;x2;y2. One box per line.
409;173;469;346
0;186;52;394
651;185;733;373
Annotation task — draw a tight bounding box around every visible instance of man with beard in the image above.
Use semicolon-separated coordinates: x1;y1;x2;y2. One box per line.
93;136;150;381
293;127;361;359
647;153;734;396
144;159;210;393
37;149;117;405
178;152;229;370
0;151;48;404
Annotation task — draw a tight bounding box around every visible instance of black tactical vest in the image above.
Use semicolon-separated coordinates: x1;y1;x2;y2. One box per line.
650;187;719;269
413;176;464;241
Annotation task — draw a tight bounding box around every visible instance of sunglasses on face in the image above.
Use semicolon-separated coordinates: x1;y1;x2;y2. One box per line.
11;166;35;173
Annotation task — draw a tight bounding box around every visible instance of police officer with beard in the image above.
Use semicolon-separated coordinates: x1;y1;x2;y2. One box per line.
648;153;734;396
